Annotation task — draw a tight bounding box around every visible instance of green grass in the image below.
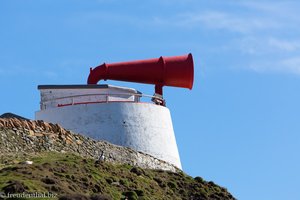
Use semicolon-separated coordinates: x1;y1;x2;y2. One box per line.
0;152;235;200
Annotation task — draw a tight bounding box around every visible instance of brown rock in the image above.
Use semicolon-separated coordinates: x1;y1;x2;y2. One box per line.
44;122;52;132
22;120;30;130
34;133;44;137
59;126;66;135
76;140;83;145
8;119;15;128
48;134;56;139
4;120;8;127
28;130;35;136
0;118;4;126
36;120;44;129
30;121;37;130
66;138;73;144
11;118;21;128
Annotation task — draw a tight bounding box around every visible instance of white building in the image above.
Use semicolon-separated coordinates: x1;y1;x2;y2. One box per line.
35;84;182;169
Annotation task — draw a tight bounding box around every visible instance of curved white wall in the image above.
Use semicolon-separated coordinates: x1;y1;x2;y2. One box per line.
35;102;181;169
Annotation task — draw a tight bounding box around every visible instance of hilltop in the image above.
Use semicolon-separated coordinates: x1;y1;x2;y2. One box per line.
0;114;236;200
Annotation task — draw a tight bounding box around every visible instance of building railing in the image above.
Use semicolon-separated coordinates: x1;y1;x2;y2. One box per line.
40;93;165;110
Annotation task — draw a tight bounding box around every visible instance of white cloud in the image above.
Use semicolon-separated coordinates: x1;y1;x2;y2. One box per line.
268;38;300;52
245;56;300;75
235;36;300;75
175;11;280;34
280;57;300;74
190;2;300;76
237;37;300;55
242;1;300;21
151;1;291;34
63;1;300;76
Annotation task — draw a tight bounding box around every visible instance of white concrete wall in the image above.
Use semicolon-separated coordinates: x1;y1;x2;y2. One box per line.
35;102;182;169
40;86;139;110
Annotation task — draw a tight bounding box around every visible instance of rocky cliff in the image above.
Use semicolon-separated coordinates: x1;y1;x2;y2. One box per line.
0;116;177;172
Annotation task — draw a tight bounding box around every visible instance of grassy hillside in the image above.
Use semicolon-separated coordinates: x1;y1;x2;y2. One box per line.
0;152;235;200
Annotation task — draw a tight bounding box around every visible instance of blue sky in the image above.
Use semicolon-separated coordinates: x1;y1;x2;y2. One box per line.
1;0;300;199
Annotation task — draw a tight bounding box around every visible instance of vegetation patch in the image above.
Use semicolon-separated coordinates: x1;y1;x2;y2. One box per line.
0;152;235;200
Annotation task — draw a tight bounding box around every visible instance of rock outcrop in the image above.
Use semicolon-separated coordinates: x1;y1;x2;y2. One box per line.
0;117;178;172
